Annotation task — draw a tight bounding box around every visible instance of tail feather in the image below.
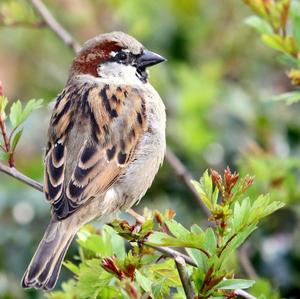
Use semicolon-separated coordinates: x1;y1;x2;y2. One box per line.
21;217;76;290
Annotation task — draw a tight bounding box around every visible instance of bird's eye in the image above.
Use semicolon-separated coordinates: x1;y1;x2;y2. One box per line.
116;51;128;61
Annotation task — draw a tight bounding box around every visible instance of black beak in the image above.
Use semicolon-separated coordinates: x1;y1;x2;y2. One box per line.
136;50;166;68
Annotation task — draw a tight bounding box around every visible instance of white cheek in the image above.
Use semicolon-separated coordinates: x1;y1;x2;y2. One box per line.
97;62;142;84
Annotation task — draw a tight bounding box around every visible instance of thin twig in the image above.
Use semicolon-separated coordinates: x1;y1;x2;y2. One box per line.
0;117;13;167
0;162;43;192
235;289;257;299
29;0;81;53
175;256;195;299
238;244;258;279
146;243;197;267
165;148;210;216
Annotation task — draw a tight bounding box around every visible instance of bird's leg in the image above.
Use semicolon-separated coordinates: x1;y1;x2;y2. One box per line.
127;208;145;224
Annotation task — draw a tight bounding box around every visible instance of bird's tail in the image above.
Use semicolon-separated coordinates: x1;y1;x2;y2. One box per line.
21;217;77;290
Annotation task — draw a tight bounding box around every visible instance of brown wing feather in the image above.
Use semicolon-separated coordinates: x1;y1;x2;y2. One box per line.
44;82;147;220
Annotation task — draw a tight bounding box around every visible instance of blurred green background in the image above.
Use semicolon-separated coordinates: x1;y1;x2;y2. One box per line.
0;0;300;298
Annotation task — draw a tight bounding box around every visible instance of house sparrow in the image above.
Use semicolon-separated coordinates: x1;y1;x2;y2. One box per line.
21;31;166;290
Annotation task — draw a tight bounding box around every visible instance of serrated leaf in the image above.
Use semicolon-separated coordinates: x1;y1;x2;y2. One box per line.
186;247;208;270
152;277;167;299
216;278;255;290
190;224;204;234
191;180;212;209
165;219;190;239
232;197;251;232
11;128;23;151
76;259;113;298
135;270;152;293
104;225;126;259
140;219;153;235
147;229;206;251
22;98;43;121
244;15;273;34
9;100;22;127
9;99;43;128
219;224;257;265
150;260;181;286
204;227;217;255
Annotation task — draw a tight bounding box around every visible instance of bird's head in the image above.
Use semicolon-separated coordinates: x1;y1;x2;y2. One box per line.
70;31;166;83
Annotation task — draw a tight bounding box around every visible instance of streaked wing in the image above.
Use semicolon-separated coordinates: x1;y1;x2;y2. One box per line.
44;82;147;219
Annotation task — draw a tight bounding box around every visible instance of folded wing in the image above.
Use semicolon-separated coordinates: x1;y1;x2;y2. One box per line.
44;82;147;219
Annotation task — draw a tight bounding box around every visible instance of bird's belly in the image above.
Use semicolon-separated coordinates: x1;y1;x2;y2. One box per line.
113;128;165;210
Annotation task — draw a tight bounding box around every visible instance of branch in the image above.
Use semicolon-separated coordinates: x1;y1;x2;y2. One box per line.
175;256;195;299
0;115;13;167
238;244;258;279
165;148;210;215
235;289;257;299
29;0;81;53
146;244;197;267
0;162;43;192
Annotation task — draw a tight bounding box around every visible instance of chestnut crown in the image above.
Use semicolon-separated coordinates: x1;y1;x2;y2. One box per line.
70;31;165;83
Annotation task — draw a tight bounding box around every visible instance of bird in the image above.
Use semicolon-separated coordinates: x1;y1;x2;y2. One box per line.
21;31;166;290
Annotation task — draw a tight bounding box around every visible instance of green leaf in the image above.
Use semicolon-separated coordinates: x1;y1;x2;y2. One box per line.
204;227;217;255
292;15;300;50
216;278;255;290
219;224;257;265
190;224;204;234
22;98;43;122
150;260;181;286
104;225;126;259
63;260;79;275
232;197;251;232
152;277;167;299
11;128;23;152
244;15;273;35
76;259;113;299
191;268;205;291
276;54;298;67
147;228;206;251
261;34;286;53
9;100;22;127
186;247;208;270
9;99;43;128
165;219;190;239
135;270;152;293
271;91;300;105
191;170;214;210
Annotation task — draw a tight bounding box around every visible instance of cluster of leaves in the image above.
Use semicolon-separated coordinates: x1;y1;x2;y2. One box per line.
48;168;284;299
0;0;42;28
244;0;300;104
0;89;43;166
